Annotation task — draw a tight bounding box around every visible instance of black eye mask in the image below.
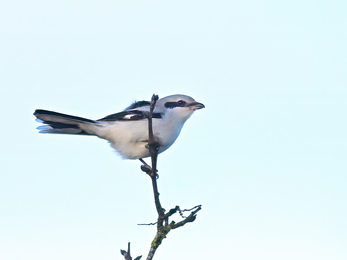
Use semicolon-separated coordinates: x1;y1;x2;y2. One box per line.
164;100;186;108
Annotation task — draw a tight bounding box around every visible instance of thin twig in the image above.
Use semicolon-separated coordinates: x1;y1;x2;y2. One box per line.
121;242;142;260
171;205;202;229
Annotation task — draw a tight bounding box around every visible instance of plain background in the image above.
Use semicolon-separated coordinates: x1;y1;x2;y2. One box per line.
1;1;346;259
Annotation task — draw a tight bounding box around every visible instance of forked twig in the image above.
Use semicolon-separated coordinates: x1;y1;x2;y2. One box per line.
121;242;142;260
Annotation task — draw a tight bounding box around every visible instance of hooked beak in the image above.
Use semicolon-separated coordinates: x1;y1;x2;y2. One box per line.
188;102;205;110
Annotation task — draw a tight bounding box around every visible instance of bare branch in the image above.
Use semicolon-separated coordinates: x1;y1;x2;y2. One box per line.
147;94;165;219
121;94;202;260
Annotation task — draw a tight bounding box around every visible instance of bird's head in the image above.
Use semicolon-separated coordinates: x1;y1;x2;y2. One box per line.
156;94;205;122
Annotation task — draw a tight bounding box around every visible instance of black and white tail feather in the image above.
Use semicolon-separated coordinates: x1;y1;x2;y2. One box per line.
34;94;204;159
35;110;96;135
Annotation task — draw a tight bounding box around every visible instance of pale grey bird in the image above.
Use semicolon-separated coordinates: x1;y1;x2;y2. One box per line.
34;94;204;161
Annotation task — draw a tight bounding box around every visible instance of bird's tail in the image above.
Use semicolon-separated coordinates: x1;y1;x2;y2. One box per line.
34;109;96;135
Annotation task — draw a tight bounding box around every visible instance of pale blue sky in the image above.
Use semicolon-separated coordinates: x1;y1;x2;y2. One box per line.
1;1;346;260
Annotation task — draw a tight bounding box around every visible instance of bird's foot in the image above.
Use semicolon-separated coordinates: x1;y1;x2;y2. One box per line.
139;158;159;178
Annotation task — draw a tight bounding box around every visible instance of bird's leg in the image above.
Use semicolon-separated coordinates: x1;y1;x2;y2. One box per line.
139;158;151;168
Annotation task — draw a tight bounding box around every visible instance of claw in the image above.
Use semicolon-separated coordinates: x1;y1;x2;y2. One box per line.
139;158;159;177
141;164;152;174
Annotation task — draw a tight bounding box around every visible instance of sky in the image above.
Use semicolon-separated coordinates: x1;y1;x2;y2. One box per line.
1;1;346;259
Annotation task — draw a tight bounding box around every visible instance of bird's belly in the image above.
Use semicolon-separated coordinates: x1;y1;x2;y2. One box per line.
112;141;150;159
94;119;181;159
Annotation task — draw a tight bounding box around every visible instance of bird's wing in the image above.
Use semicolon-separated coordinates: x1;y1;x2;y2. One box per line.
125;100;151;110
98;110;162;121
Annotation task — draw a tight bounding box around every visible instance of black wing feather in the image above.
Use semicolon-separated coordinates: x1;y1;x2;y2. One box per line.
98;110;162;121
125;100;151;110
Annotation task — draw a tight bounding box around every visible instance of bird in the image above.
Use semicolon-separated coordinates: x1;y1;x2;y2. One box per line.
34;94;205;162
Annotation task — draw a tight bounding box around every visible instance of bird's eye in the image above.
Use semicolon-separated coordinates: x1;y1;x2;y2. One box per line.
177;100;185;107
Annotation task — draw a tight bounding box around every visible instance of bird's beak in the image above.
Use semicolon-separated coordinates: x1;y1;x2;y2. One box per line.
188;102;205;110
